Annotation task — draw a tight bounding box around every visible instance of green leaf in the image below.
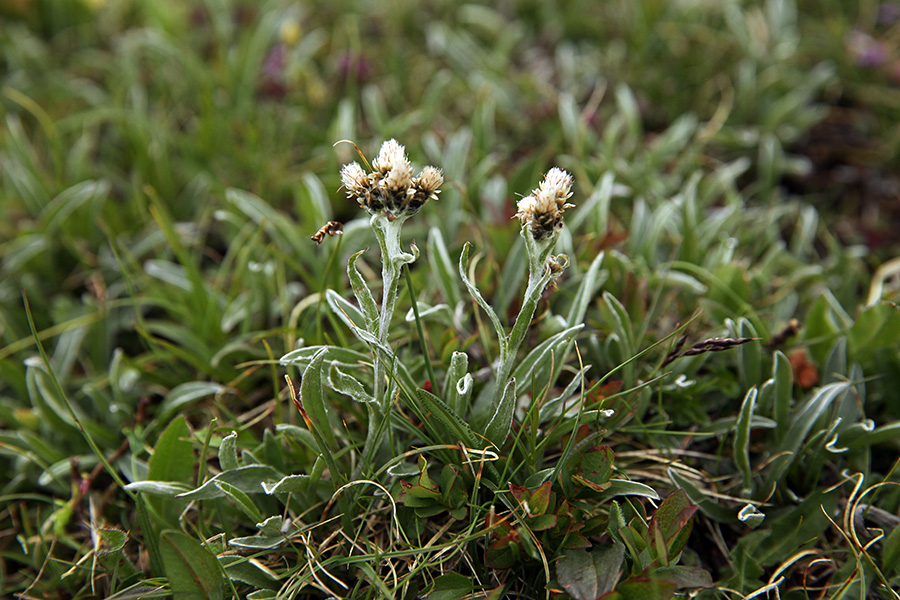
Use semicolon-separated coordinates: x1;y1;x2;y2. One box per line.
616;578;676;600
159;382;224;422
261;474;310;495
220;554;280;590
147;417;193;526
649;489;697;560
459;242;506;341
737;318;761;389
428;226;462;308
348;250;378;333
443;351;470;417
734;387;757;493
125;481;193;496
96;527;128;555
595;480;659;503
484;378;516;446
557;543;625;600
414;388;479;449
213;480;262;523
428;572;473;600
882;523;900;575
218;431;239;472
329;364;374;404
652;566;713;590
299;347;339;451
176;465;284;501
160;530;225;600
772;350;793;442
848;301;900;362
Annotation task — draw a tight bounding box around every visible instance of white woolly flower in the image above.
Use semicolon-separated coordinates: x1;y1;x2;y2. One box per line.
340;162;368;193
339;139;442;219
514;167;575;240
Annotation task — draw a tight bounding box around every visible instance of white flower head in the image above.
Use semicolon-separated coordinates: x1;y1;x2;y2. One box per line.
339;139;442;219
373;139;412;185
515;167;575;240
340;161;367;193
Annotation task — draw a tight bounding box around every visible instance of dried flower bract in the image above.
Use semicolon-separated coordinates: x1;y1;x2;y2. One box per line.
514;167;575;240
340;139;443;220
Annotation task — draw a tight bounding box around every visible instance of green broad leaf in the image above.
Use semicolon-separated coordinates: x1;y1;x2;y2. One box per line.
882;523;900;575
348;250;378;332
557;543;625;600
652;566;713;590
427;227;462;308
95;527;128;554
228;534;285;550
176;465;284;501
579;446;615;482
213;480;262;522
528;513;557;531
848;301;900;362
484;378;516;447
649;489;696;560
276;423;320;453
512;324;584;397
160;530;225;600
301;172;331;225
279;345;370;369
459;241;506;341
326;289;384;349
595;480;659;504
414;388;479;448
615;578;677;600
218;431;239;472
159;382;224;422
566;252;609;327
299;347;339;452
780;381;852;465
147;417;194;526
125;481;193;496
734;387;757;493
219;555;280;590
329;364;374;404
247;591;277;600
428;572;473;600
530;481;552;515
261;474;310;494
805;295;841;364
148;417;194;484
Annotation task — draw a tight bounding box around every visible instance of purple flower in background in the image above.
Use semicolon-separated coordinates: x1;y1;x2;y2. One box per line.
337;51;373;83
259;44;288;98
847;30;888;69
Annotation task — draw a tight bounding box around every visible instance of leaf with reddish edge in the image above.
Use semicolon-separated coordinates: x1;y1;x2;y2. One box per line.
648;489;697;559
531;480;552;515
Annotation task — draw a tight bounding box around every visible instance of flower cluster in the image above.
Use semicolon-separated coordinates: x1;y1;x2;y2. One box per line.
340;139;443;220
514;167;575;240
